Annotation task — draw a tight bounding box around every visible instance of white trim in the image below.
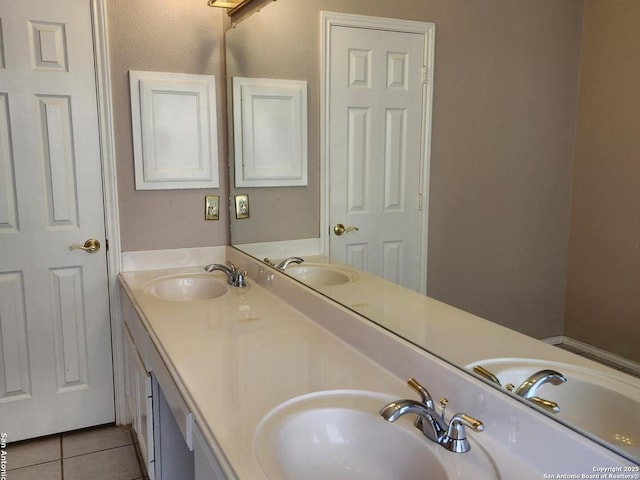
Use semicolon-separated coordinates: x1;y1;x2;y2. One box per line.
235;238;322;260
129;71;220;190
542;335;565;346
91;0;126;425
320;11;435;295
121;246;227;272
543;335;640;376
232;77;308;187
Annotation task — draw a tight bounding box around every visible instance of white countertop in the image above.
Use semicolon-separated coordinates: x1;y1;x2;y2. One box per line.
119;251;636;478
120;266;417;479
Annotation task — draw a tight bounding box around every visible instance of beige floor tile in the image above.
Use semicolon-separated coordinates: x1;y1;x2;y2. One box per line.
63;444;142;480
7;460;61;480
62;424;132;458
6;434;60;470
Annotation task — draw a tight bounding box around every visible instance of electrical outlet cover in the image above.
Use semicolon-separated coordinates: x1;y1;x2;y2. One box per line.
205;195;219;220
235;194;249;219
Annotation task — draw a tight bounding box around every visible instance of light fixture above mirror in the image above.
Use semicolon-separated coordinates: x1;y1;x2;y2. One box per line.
207;0;250;13
207;0;274;17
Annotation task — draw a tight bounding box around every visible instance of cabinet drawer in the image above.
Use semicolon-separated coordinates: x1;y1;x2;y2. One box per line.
149;341;193;450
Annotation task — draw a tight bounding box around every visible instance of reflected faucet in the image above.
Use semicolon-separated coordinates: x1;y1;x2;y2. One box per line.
473;365;566;414
514;369;567;398
203;261;248;287
276;256;304;270
380;378;484;453
264;256;304;271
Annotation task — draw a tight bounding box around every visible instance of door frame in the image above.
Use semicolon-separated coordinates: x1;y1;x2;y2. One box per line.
89;0;126;423
320;12;436;294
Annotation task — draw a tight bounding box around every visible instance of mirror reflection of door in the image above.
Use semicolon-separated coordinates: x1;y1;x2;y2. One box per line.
327;19;431;293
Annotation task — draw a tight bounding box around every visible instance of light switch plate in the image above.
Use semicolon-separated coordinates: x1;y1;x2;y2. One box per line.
205;195;219;220
234;194;249;219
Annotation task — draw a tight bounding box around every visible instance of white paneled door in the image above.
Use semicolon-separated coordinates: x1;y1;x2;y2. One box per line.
328;22;431;292
0;0;114;440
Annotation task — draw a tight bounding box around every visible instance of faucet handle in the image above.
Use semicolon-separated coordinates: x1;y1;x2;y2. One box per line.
454;413;484;432
439;397;448;420
529;396;561;414
235;270;248;288
407;377;434;409
440;413;485;453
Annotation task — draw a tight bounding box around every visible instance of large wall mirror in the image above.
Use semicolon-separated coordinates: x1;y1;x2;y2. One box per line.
226;0;640;462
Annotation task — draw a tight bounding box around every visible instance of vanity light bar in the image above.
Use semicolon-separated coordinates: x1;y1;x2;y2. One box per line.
207;0;275;16
207;0;252;13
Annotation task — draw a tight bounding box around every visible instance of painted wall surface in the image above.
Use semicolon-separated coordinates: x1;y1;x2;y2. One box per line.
565;0;640;363
107;0;229;251
226;3;321;244
227;0;583;338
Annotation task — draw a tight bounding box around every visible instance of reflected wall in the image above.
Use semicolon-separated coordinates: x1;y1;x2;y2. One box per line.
228;0;584;339
566;0;640;363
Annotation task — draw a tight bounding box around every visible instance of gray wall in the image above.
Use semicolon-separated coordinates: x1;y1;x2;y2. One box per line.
106;0;637;359
107;0;229;251
227;0;584;339
566;0;640;362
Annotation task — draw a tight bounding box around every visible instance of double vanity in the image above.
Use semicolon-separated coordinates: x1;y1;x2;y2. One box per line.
119;247;638;479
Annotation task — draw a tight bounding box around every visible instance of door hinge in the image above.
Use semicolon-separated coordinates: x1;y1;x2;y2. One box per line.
418;193;423;211
422;66;428;84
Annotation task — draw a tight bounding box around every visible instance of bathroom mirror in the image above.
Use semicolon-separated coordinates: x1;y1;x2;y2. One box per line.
226;0;640;461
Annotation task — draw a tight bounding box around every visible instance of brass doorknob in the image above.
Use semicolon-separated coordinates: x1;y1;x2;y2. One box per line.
69;238;101;254
333;223;359;236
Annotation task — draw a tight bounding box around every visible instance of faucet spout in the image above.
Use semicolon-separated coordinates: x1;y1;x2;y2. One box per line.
277;256;304;270
203;262;248;287
379;378;484;453
514;369;567;399
380;399;447;444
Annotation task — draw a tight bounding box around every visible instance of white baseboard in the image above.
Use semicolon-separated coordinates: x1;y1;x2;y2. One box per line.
543;335;640;376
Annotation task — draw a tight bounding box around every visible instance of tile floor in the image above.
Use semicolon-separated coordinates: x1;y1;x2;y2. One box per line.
5;424;148;480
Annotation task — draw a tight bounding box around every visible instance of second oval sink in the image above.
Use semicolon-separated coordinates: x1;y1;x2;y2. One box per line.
468;358;640;458
285;264;359;287
254;390;499;480
145;274;229;302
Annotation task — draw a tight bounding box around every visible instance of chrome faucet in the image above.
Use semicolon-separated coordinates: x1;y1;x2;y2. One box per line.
203;261;248;287
277;256;304;270
380;378;484;453
472;365;566;414
514;369;567;398
263;256;304;271
511;369;566;413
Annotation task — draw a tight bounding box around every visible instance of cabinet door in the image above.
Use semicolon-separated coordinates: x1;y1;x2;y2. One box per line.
124;322;155;479
193;423;227;480
154;378;194;480
123;325;137;427
134;351;155;479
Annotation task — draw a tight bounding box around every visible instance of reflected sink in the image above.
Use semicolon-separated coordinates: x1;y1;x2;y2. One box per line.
468;358;640;455
254;390;499;480
284;264;358;287
145;274;229;301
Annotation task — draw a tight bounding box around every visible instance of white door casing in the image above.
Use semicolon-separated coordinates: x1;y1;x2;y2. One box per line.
322;13;435;293
0;0;116;440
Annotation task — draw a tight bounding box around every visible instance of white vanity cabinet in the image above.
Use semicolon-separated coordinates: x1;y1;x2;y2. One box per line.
122;295;155;479
121;288;230;480
193;423;229;480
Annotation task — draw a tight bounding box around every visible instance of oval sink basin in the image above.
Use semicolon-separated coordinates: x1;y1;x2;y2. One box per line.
254;390;499;480
468;358;640;456
145;274;229;302
285;264;358;287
